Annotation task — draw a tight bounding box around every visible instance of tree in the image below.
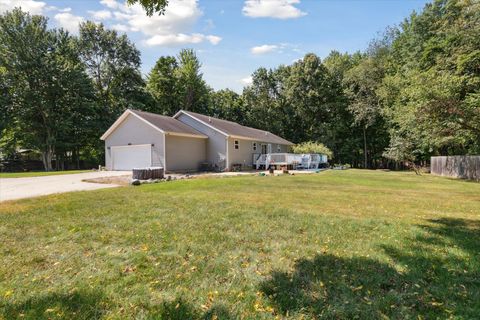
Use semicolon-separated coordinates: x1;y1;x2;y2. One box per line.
242;67;287;136
209;89;245;124
292;141;333;158
380;0;480;164
146;56;179;115
176;49;210;113
344;57;385;168
127;0;168;16
77;22;144;126
0;9;96;170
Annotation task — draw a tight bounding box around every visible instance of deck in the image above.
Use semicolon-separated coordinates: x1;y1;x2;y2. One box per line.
254;153;328;170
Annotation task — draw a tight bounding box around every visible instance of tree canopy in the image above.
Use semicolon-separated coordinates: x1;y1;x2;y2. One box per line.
1;0;478;171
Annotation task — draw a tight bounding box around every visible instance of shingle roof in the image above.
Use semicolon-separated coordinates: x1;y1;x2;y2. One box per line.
130;110;206;137
179;110;294;145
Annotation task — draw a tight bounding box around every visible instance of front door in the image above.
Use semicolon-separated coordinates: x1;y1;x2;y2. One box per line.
261;144;268;154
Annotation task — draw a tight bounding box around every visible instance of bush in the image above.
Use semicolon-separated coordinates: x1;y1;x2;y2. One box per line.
292;141;333;158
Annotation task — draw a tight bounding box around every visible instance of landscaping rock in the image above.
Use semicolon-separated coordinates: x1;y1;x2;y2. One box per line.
130;179;141;186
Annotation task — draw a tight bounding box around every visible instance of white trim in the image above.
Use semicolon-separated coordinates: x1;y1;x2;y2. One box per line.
165;131;208;139
173;110;229;137
225;136;229;170
101;109;165;140
229;134;294;146
163;132;167;171
173;110;294;145
129;111;166;134
101;109;207;140
110;143;152;149
100;110;131;140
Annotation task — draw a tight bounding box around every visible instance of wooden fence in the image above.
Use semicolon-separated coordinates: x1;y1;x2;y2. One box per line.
431;156;480;181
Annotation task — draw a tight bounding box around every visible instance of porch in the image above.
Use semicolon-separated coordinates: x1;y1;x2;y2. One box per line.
254;153;328;170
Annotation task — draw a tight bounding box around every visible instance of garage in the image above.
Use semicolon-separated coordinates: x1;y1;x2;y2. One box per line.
111;144;152;170
101;109;208;171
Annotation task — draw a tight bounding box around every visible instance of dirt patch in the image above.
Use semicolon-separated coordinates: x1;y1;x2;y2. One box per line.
82;175;131;186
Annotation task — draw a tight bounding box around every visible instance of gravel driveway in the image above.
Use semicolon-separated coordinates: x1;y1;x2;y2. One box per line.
0;171;131;202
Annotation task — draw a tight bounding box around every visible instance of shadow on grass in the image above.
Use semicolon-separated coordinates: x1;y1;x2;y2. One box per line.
260;218;480;319
1;289;107;320
2;292;235;320
148;298;234;320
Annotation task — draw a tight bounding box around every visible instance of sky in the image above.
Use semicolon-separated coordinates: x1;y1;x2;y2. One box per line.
1;0;431;92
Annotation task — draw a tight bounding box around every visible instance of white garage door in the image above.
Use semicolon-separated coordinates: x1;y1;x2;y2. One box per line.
111;144;152;170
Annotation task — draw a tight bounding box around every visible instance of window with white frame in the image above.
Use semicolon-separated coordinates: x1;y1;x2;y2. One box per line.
253;142;257;151
234;140;239;150
277;144;281;152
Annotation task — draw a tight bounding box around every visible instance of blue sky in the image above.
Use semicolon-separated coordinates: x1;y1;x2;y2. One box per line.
2;0;430;92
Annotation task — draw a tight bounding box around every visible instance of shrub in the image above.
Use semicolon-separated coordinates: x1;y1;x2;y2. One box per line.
292;141;333;158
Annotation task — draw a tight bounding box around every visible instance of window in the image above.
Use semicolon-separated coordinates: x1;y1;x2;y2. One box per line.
277;144;281;152
234;140;239;150
253;142;257;151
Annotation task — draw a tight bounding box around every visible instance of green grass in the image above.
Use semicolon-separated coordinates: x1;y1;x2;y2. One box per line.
0;170;479;319
0;170;91;178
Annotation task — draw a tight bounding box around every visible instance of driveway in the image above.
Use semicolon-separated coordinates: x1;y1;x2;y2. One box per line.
0;171;131;202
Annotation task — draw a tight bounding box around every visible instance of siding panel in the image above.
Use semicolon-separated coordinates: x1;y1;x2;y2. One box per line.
165;135;207;172
177;114;227;170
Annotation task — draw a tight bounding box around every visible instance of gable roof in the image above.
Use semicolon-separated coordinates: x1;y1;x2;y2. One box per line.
174;110;294;145
100;109;207;140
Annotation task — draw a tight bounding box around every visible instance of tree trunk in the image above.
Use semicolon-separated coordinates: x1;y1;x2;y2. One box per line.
42;131;55;171
363;126;368;169
76;147;80;169
42;147;53;171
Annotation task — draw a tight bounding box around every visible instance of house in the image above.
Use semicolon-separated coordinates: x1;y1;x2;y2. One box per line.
100;109;294;172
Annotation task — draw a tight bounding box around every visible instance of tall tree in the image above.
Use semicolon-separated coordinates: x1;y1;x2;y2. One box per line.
176;49;210;113
146;56;179;115
344;56;385;168
381;0;480;163
77;22;144;126
0;9;96;170
209;89;245;124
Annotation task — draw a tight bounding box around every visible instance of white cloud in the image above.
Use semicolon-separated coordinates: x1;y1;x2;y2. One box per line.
111;23;130;32
99;0;221;47
251;44;278;55
0;0;47;15
242;0;306;19
241;76;253;86
145;33;221;46
100;0;122;10
88;9;112;20
54;12;84;33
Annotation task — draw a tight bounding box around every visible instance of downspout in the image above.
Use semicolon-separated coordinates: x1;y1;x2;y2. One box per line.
225;136;229;171
163;133;167;172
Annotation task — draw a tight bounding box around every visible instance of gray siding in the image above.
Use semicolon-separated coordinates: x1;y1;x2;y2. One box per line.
165;135;207;172
177;113;227;170
104;114;165;170
227;137;290;169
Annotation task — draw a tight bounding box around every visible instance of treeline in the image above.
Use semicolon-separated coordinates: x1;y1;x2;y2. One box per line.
1;0;479;171
146;0;480;169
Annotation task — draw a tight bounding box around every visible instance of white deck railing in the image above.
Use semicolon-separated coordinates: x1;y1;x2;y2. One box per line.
255;153;328;170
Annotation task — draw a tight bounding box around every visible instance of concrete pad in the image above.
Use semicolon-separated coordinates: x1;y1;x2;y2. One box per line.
0;171;131;202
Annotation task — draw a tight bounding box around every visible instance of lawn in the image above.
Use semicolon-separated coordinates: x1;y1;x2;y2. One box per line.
0;170;91;178
0;170;479;319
